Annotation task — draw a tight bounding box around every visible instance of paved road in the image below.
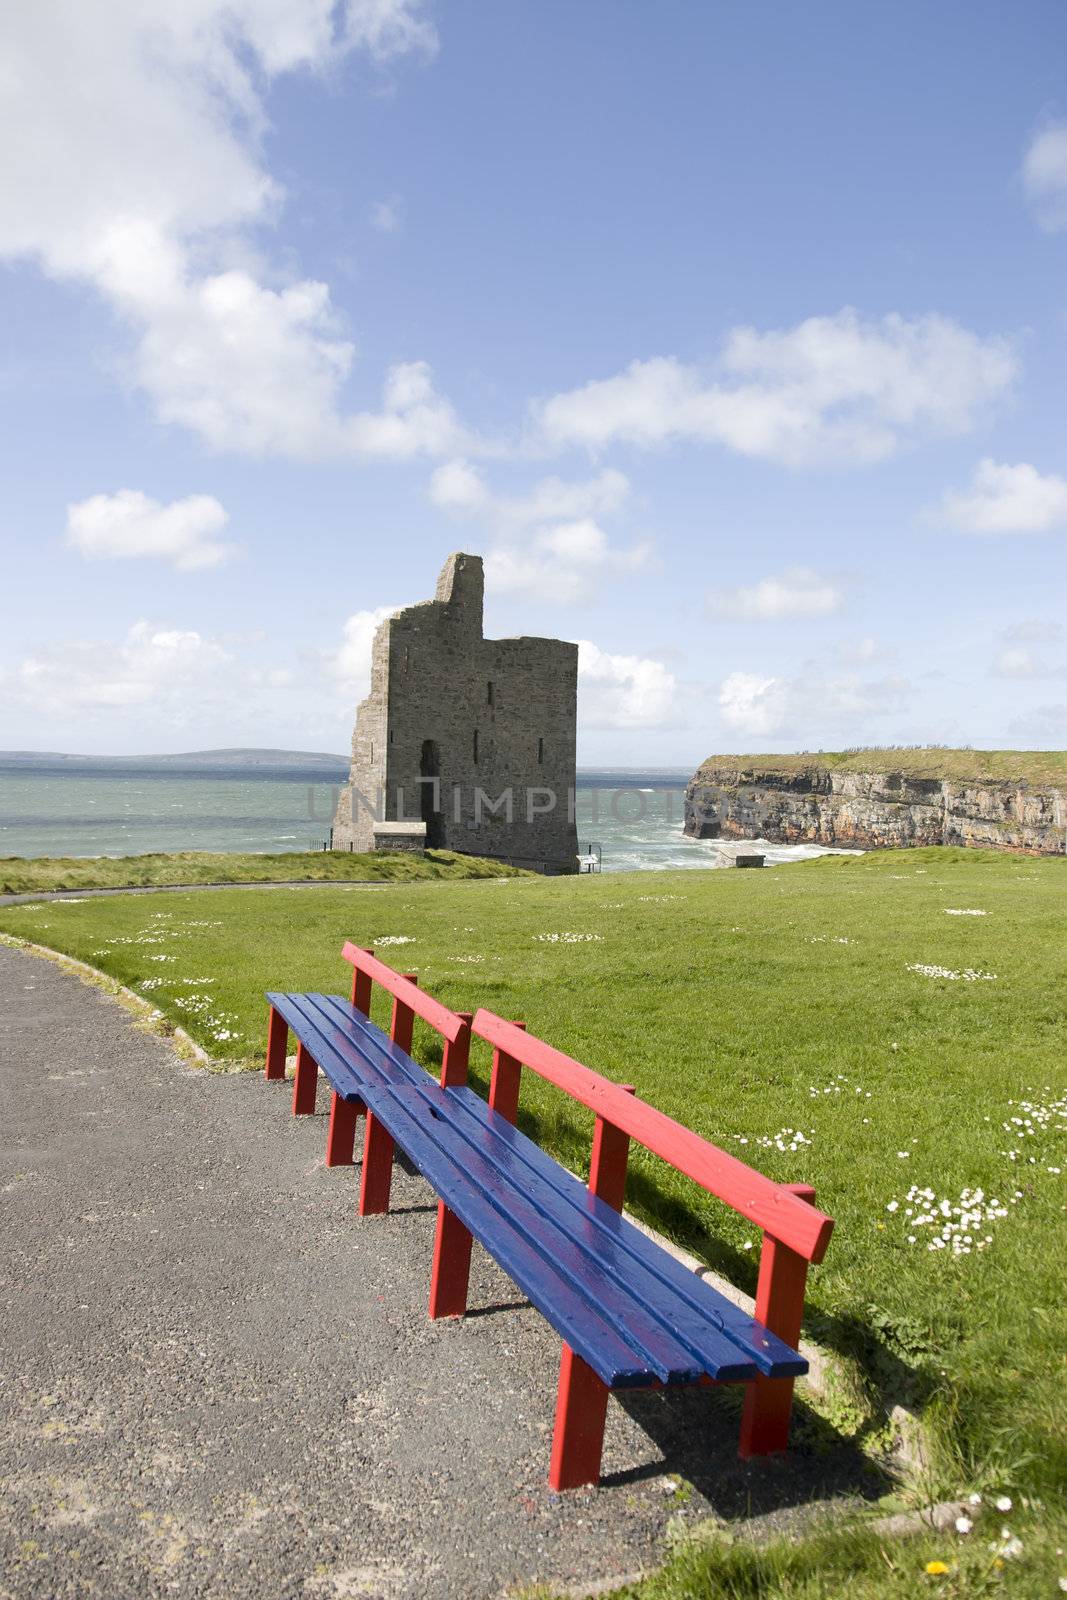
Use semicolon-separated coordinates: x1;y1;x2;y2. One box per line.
0;880;386;906
0;945;878;1599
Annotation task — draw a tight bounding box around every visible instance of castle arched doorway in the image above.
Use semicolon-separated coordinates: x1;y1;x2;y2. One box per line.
420;739;444;847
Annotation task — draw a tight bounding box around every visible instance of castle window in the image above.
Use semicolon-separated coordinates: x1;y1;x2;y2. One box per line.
487;680;494;706
369;741;374;762
538;737;544;765
389;730;394;744
473;729;479;764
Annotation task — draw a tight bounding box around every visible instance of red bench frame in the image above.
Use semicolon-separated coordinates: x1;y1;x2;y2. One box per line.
469;1010;833;1488
264;947;835;1491
265;944;472;1222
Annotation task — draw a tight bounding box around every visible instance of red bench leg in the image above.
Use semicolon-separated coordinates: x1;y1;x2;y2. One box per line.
739;1183;815;1458
326;1092;361;1167
359;1113;395;1214
291;1042;318;1115
264;1007;288;1080
428;1202;473;1319
549;1344;611;1490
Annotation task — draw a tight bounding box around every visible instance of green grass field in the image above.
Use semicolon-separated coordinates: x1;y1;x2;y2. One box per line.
3;846;1064;1596
0;847;528;895
691;747;1067;786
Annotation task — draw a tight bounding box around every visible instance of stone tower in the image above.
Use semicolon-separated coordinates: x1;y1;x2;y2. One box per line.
331;552;579;873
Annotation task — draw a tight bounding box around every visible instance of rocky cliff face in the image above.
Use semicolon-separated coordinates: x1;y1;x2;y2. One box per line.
684;763;1066;855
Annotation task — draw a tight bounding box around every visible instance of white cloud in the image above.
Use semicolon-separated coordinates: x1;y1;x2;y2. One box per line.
533;310;1017;467
330;605;403;694
429;458;492;514
838;636;885;664
369;196;404;233
6;622;232;716
992;647;1066;681
65;490;235;571
577;641;678;729
707;567;844;620
431;461;647;604
1022;123;1067;232
430;461;631;526
486;521;649;606
718;667;911;739
0;2;454;459
932;459;1067;534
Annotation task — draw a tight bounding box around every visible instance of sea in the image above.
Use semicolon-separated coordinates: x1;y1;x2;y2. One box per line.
0;758;853;873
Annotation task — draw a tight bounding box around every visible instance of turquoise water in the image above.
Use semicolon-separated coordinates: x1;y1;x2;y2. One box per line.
0;766;852;872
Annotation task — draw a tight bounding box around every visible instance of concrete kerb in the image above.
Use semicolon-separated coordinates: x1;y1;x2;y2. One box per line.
0;933;213;1067
545;1498;976;1598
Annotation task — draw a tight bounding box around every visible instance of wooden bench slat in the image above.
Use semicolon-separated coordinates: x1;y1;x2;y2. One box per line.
284;992;737;1385
303;995;760;1385
269;991;771;1386
268;992;673;1387
311;992;801;1381
315;997;804;1381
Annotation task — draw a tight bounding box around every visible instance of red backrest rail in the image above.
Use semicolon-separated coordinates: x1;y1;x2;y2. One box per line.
342;943;470;1044
473;1009;833;1264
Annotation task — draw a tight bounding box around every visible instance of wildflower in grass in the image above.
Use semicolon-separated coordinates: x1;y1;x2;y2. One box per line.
808;1073;870;1099
732;1128;811;1153
925;1560;950;1574
944;908;986;916
375;935;415;946
906;963;996;981
995;1495;1012;1512
955;1516;973;1534
532;932;603;943
891;1184;1011;1255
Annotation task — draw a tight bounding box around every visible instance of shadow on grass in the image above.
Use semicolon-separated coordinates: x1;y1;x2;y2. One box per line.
608;1382;894;1518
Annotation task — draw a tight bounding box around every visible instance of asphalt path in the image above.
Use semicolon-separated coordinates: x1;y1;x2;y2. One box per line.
0;881;387;906
0;944;878;1599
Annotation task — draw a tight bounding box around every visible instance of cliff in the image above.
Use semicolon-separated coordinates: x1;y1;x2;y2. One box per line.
683;749;1066;856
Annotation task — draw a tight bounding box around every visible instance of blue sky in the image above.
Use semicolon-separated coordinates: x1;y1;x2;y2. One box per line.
1;0;1066;762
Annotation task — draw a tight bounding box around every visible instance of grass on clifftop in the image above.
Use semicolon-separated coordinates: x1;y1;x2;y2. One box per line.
0;848;530;896
2;848;1064;1594
692;747;1067;787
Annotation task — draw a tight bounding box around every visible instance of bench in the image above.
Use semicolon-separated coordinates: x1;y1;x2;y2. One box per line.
263;944;834;1489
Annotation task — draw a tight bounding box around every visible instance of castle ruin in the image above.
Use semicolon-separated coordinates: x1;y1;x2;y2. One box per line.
331;552;579;873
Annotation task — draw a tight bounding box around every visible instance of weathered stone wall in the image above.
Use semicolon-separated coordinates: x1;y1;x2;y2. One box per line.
683;762;1066;855
332;553;579;873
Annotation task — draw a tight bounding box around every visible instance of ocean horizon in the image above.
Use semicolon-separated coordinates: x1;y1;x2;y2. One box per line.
0;755;854;872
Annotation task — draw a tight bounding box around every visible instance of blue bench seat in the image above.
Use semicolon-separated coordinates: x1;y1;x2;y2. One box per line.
266;990;807;1393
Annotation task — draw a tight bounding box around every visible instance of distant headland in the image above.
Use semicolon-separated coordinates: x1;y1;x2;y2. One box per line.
0;748;350;776
684;747;1066;856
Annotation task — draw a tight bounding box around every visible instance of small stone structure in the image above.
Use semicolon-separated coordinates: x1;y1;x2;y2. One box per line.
332;552;579;873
